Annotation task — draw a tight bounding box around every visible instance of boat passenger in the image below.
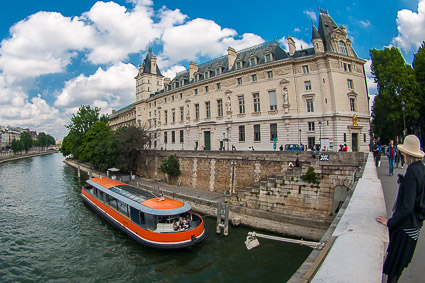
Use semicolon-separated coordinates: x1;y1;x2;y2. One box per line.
173;219;179;231
181;218;189;229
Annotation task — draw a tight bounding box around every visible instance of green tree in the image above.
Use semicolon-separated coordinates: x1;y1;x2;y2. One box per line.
60;105;108;159
160;154;181;184
370;47;419;143
37;132;48;149
20;131;33;153
79;121;117;171
115;126;150;172
413;42;425;142
11;139;23;154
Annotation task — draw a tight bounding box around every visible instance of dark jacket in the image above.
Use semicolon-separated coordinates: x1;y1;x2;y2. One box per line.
387;161;425;231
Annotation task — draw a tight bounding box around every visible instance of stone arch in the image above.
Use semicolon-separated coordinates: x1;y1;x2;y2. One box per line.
332;185;349;214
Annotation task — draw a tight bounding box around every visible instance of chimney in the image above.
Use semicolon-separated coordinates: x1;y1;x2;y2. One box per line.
227;47;237;69
151;55;157;75
189;62;198;81
112;110;116;114
287;36;296;56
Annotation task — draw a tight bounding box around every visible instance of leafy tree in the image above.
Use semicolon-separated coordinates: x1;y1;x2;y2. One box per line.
37;132;48;149
370;47;419;143
79;121;117;171
11;139;23;154
60;105;108;159
46;135;55;146
413;42;425;142
20;131;33;153
115;126;150;172
160;154;181;183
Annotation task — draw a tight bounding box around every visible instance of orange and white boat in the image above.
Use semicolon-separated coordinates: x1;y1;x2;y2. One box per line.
81;177;206;249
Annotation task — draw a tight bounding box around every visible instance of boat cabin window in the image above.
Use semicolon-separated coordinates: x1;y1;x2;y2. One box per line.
117;200;129;217
130;207;140;224
144;214;158;231
106;195;118;210
98;191;105;202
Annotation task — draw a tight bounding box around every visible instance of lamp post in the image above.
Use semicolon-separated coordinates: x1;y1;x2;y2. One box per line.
299;129;301;145
401;100;406;138
318;121;322;150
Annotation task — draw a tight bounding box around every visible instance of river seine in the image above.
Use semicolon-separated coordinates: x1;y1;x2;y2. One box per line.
0;153;311;282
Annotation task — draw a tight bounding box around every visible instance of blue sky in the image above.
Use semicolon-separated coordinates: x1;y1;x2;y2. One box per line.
0;0;424;139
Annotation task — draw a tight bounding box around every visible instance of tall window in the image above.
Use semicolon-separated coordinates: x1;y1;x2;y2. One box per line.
237;77;242;85
204;71;209;79
269;91;277;110
238;95;245;114
305;81;312;91
252;74;257;82
164;110;168;124
216;82;221;90
164;131;168;143
239;126;245;142
253;93;261;112
216;68;221;76
270;123;277;141
267;71;273;79
217;99;223;117
350;98;356;111
347;79;354;89
250;57;256;66
308;122;315;131
172;108;175;122
254;124;261;141
180;107;184;121
308;137;315;149
205;101;211;118
302;65;309;73
265;53;271;62
194;88;198;95
236;61;241;70
344;133;347;142
180;130;184;143
205;85;209;92
171;131;175;143
195;104;200;120
339;41;348;55
307;99;314;112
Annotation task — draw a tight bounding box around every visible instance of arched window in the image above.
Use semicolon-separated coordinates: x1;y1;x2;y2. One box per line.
339;41;348;56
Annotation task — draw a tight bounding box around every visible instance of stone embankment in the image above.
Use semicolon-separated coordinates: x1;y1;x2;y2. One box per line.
289;153;388;282
0;149;58;164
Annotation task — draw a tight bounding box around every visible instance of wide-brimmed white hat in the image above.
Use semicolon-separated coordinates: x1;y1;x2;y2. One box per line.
398;135;424;158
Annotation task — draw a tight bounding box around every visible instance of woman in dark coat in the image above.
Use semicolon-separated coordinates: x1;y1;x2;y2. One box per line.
376;135;425;283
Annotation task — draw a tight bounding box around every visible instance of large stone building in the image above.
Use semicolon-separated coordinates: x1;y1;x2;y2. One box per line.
114;9;370;152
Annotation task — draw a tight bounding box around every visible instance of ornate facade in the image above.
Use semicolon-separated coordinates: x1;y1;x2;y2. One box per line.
116;9;370;152
108;103;136;131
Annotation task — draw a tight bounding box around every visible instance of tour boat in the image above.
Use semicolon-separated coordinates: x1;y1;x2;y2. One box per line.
81;177;206;249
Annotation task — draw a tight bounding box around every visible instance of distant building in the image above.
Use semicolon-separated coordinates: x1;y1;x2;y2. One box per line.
113;9;371;152
108;103;137;131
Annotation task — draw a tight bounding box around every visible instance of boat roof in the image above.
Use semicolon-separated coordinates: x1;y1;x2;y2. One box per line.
87;177;191;216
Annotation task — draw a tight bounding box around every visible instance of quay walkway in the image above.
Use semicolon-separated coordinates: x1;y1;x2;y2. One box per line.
0;149;57;164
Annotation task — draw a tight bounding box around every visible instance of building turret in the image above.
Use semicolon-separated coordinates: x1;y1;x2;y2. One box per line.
135;49;164;102
312;24;324;53
287;36;296;56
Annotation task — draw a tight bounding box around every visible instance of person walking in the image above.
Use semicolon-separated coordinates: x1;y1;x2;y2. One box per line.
386;140;397;176
376;135;425;283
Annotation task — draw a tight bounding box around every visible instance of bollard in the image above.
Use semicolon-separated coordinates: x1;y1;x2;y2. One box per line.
224;203;229;236
89;169;92;179
216;202;222;234
77;165;80;178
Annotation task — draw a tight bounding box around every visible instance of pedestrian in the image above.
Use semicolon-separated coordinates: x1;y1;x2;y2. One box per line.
343;144;348;152
376;135;425;283
279;144;283;151
386;140;397;176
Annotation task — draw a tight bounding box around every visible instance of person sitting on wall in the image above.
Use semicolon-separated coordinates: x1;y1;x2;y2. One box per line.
295;157;300;167
288;162;294;169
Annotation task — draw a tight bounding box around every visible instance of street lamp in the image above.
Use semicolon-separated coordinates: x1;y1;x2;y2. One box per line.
401;100;406;138
318;121;322;149
299;129;301;145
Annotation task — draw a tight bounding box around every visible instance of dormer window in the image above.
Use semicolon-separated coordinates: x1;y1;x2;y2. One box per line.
236;61;242;70
215;67;222;76
204;71;210;79
339;41;348;56
265;53;272;63
250;57;257;67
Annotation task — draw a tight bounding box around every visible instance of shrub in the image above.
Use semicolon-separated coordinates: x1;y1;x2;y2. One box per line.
301;166;321;185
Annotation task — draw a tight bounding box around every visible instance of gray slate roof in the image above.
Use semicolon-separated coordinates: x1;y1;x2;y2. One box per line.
142;49;162;76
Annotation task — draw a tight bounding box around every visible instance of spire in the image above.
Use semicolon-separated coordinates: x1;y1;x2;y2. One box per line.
141;49;162;76
312;24;321;40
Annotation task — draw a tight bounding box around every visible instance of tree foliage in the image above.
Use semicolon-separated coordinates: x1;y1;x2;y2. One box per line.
370;46;422;143
20;131;33;153
11;139;24;154
160;154;181;183
115;126;150;172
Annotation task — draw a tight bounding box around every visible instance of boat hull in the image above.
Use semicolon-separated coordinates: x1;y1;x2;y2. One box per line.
81;192;206;249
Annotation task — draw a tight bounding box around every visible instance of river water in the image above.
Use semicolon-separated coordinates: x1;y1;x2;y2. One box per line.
0;153;311;282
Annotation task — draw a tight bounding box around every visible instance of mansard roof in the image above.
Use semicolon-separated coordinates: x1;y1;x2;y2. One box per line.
109;103;135;119
142;49;162;76
312;24;321;40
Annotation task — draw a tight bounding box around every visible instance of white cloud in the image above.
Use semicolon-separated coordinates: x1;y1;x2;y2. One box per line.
55;62;137;113
392;0;425;52
359;20;371;28
0;11;95;83
279;36;313;52
161;65;186;80
293;27;301;32
364;59;377;94
304;10;317;22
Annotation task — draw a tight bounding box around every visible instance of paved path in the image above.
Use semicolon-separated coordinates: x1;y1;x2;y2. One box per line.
377;156;425;282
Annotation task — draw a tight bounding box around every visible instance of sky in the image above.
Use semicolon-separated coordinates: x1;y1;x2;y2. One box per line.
0;0;424;139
